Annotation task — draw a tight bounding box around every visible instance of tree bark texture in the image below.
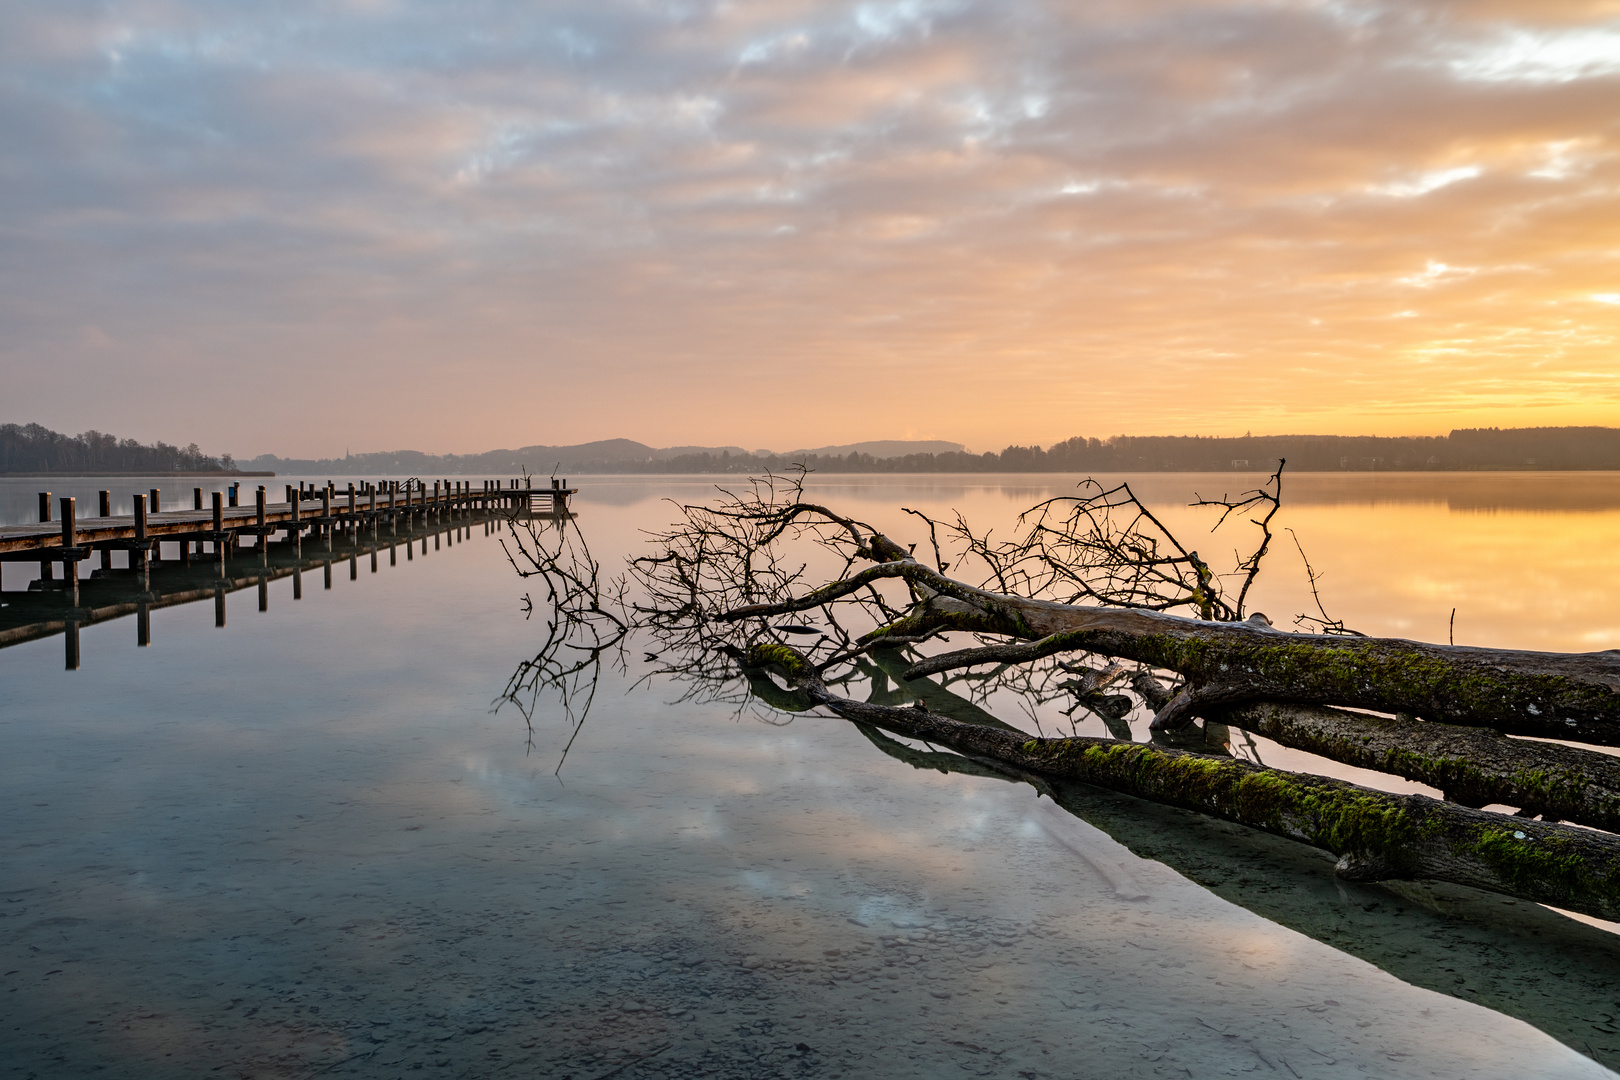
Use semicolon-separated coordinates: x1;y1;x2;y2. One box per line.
728;557;1620;744
1215;700;1620;831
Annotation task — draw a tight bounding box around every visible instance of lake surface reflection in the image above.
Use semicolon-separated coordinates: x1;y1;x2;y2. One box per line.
2;473;1619;1078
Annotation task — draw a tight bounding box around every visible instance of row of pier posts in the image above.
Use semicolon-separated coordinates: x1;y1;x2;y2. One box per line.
11;477;564;600
24;503;502;671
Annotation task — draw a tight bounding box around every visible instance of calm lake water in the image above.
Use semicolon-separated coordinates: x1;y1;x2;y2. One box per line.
3;472;1620;1079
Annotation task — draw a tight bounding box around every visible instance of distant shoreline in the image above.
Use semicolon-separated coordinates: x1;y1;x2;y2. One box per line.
0;470;275;478
180;465;1620;476
8;466;1616;479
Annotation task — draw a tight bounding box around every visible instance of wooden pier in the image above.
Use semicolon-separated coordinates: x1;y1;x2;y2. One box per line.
0;508;512;668
0;476;574;609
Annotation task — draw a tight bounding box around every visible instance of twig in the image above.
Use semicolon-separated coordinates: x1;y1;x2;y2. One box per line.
1287;527;1363;637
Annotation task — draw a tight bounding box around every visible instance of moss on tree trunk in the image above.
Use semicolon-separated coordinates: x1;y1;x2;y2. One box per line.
747;643;1620;923
1216;700;1620;830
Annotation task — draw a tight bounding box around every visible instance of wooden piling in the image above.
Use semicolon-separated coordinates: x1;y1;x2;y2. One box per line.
60;496;79;604
137;602;150;647
37;491;52;582
132;492;148;579
194;488;203;511
149;489;160;513
215;588;226;628
96;490;113;571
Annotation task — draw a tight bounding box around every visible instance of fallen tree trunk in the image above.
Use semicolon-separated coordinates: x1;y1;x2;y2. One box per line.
727;553;1620;744
1213;701;1620;831
747;643;1620;923
903;604;1620;743
515;481;1620;922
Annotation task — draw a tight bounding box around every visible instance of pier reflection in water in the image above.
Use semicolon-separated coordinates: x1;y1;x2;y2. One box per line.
0;513;502;668
1;474;1618;1077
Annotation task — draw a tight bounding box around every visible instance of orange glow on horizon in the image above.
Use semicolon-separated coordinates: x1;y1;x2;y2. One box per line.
0;2;1616;455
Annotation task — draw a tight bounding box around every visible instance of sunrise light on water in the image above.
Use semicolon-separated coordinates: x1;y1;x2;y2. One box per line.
4;2;1620;1077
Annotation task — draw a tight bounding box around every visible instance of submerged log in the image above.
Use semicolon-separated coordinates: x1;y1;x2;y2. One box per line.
1215;700;1620;832
746;643;1620;923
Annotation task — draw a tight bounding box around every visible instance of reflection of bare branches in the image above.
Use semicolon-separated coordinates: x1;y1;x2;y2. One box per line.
494;507;629;772
496;460;1329;763
853;723;1023;784
555;461;1303;737
495;464;1620;928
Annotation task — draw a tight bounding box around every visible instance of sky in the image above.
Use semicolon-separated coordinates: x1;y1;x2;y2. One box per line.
2;0;1618;458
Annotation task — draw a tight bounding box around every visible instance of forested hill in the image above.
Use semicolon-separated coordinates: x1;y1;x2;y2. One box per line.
243;427;1620;475
1;422;235;473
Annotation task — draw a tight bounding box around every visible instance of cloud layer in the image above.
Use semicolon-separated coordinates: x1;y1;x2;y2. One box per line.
2;0;1617;455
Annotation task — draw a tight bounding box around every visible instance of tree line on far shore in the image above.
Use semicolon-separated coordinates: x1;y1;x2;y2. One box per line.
649;427;1620;474
8;421;1620;476
249;426;1620;475
0;422;233;473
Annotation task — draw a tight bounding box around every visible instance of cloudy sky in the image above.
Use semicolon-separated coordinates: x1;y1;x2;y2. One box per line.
2;0;1617;457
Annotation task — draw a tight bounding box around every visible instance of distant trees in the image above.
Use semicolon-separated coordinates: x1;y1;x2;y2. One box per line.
32;420;1618;477
0;422;230;473
641;428;1620;474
